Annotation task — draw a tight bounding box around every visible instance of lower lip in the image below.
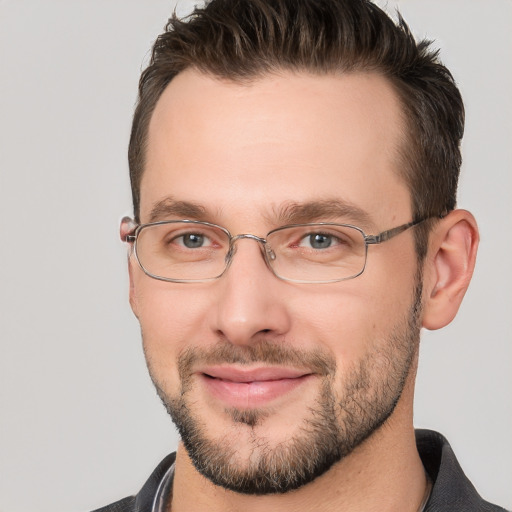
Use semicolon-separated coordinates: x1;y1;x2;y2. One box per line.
200;373;314;408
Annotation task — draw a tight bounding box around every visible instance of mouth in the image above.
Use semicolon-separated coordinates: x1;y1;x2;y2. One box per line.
197;366;315;408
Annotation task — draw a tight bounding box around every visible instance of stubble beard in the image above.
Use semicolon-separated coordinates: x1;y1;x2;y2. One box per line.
146;282;423;495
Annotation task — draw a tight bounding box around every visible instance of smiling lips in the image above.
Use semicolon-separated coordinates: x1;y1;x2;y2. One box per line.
199;366;314;407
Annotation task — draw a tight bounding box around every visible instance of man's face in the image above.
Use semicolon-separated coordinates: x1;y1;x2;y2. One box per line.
129;70;422;494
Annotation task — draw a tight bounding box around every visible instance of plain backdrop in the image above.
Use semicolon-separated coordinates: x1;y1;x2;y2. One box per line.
0;1;511;511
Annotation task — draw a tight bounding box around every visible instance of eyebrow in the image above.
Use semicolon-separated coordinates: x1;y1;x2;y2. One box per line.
147;196;374;230
270;199;374;228
148;197;207;223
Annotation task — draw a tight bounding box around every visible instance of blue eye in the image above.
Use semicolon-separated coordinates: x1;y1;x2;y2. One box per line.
307;233;332;249
183;234;204;248
299;232;340;249
179;233;207;248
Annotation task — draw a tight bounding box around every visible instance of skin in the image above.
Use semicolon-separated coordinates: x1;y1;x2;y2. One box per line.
123;69;479;512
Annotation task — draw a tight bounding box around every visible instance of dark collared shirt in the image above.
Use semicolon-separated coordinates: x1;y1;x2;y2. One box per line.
91;429;509;512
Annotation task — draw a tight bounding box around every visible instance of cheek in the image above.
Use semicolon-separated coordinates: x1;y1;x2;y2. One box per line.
132;278;212;371
289;268;416;365
289;288;377;363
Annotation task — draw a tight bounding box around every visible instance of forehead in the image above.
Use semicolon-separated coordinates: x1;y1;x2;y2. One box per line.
142;69;409;228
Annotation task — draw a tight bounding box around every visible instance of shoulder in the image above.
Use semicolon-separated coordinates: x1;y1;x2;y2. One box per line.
88;452;176;512
416;430;509;512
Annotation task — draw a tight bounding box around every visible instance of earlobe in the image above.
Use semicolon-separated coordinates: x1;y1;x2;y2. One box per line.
422;210;479;330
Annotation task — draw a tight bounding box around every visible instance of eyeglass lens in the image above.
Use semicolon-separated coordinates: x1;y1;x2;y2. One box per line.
134;221;368;283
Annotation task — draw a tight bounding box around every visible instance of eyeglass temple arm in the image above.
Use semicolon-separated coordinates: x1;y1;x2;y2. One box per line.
365;218;430;245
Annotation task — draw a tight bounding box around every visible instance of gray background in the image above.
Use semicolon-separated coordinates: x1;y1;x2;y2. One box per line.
0;1;510;510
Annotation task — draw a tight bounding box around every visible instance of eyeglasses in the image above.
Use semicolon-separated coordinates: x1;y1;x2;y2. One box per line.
122;218;427;284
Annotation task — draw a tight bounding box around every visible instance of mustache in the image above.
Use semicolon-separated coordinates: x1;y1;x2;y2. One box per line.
178;339;336;379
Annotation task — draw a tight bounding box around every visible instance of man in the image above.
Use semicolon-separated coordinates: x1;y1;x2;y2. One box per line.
96;0;507;510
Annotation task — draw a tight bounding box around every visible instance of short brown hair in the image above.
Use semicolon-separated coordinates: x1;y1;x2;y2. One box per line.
129;0;464;258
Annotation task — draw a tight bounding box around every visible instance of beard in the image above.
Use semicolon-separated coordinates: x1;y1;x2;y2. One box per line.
145;281;423;495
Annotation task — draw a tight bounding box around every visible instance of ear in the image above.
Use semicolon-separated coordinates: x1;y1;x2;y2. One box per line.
120;217;140;319
127;261;140;319
421;209;479;330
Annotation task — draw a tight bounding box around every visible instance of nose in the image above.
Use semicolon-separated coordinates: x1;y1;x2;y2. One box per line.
209;237;292;346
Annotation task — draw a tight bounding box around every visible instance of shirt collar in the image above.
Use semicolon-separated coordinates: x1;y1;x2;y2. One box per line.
152;462;175;512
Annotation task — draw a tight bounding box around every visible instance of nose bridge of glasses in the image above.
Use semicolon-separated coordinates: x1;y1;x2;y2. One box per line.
225;233;274;265
230;233;267;244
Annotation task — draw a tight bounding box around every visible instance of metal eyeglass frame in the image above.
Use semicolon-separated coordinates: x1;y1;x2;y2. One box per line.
122;217;429;284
